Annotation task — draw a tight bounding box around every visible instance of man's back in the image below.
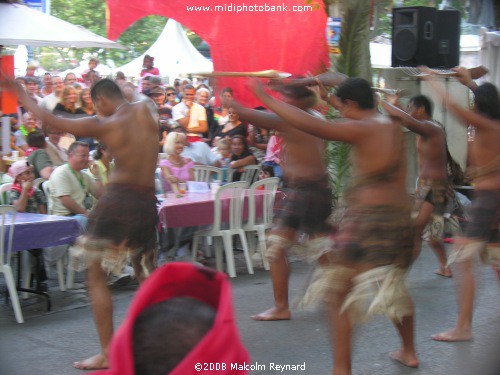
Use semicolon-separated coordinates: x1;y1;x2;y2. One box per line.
415;122;447;180
348;115;408;206
100;101;159;187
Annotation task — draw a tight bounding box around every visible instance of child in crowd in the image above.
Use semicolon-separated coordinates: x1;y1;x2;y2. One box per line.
8;160;46;214
8;160;48;290
258;165;275;180
256;165;275;190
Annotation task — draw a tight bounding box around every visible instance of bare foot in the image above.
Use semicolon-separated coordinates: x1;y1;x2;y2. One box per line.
431;328;473;342
251;307;291;321
73;353;109;370
389;350;419;368
434;266;452;278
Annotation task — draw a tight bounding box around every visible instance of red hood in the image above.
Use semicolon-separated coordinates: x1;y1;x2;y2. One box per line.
93;262;249;375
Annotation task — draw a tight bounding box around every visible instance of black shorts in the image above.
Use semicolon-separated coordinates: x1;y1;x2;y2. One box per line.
87;183;158;250
465;189;500;242
273;175;333;235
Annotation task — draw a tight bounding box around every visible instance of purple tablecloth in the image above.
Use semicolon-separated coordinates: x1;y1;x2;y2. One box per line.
3;212;81;252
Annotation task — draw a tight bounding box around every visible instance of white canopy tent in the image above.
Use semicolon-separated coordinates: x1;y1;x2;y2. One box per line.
114;19;213;81
0;2;125;49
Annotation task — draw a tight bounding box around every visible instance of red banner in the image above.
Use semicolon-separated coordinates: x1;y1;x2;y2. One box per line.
0;55;17;115
106;0;329;107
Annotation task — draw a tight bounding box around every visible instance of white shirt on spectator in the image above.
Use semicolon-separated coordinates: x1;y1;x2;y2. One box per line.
49;164;97;216
40;93;61;112
172;102;207;137
181;142;220;166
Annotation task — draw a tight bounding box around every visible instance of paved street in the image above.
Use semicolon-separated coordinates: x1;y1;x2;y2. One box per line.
1;244;499;375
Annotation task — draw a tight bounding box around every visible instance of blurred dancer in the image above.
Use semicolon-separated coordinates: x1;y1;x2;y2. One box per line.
421;67;500;342
235;82;337;321
383;95;453;277
252;77;418;372
3;78;159;370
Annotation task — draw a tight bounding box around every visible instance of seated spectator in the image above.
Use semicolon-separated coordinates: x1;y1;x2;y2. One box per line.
212;138;232;181
25;62;37;78
247;107;270;162
7;160;46;214
40;76;64;112
258;164;275;180
94;262;249;375
40;73;53;97
53;85;78;115
76;88;96;116
26;130;54;180
229;135;256;181
64;72;78;86
140;75;152;95
25;77;42;104
147;86;167;109
261;130;284;179
172;84;208;142
114;71;126;86
8;160;48;290
90;143;114;186
9;134;26;157
158;107;173;152
13;111;38;152
74;87;98;151
213;106;246;140
171;125;220;166
84;70;101;89
213;87;233;127
160;132;194;195
49;142;102;224
44;125;68;167
164;86;178;109
196;87;216;140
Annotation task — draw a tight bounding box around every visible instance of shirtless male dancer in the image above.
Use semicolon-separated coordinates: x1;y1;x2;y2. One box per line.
383;96;452;277
4;78;159;370
252;77;419;373
234;76;346;321
421;67;500;342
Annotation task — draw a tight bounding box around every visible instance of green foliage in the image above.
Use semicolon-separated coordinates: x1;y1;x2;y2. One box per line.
336;0;372;80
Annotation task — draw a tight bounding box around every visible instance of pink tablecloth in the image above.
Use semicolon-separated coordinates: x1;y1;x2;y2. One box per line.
157;190;280;229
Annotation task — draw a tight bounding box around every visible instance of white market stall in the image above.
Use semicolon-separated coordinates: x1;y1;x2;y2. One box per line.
114;19;213;82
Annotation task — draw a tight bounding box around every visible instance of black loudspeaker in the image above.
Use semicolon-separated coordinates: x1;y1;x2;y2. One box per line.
392;7;461;69
436;10;461;68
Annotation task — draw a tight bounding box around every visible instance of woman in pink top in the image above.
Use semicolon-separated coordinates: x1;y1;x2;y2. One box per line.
160;132;194;195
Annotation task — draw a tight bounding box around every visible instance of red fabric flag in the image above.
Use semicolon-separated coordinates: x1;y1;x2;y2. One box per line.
106;0;329;108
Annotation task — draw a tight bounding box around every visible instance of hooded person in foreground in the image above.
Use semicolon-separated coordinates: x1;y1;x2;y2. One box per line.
91;262;250;375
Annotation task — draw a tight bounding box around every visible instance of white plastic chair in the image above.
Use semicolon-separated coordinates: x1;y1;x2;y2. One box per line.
0;183;13;204
193;165;222;183
0;205;24;323
191;181;254;278
228;165;260;188
243;177;280;270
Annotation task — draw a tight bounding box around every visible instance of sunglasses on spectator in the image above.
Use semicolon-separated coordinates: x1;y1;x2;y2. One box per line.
166;93;176;96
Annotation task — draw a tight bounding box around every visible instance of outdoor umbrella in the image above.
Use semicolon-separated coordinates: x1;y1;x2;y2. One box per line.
0;2;125;49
